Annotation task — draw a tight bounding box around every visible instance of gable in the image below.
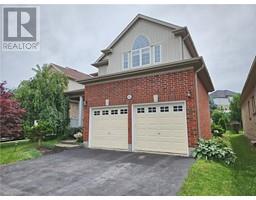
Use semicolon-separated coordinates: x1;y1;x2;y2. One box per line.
97;17;180;63
96;18;190;76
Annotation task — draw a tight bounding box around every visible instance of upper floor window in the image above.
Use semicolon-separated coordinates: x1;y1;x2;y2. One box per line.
123;52;129;69
154;45;161;63
132;35;150;68
122;35;162;70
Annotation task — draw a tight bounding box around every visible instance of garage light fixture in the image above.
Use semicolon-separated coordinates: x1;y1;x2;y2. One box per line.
127;94;132;100
153;94;159;102
187;90;192;98
105;99;109;106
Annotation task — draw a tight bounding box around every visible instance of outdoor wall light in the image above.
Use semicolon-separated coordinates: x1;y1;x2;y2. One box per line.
153;94;159;102
105;99;109;106
187;91;192;98
127;94;132;100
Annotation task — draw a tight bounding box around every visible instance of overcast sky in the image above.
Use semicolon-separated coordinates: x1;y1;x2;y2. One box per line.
0;4;256;92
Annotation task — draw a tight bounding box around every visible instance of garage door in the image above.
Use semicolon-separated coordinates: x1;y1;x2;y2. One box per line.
133;102;188;155
90;106;128;150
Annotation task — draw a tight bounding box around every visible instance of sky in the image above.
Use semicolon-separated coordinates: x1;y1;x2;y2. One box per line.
0;4;256;92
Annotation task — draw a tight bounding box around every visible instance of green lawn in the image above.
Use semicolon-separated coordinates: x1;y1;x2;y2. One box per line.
179;133;256;195
0;139;60;165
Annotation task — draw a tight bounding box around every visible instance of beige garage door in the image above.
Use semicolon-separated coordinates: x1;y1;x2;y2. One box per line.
133;102;188;155
90;106;128;150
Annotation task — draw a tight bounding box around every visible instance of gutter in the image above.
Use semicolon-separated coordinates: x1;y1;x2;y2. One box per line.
79;57;203;85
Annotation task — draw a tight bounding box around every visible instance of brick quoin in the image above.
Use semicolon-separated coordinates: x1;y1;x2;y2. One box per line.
83;68;211;148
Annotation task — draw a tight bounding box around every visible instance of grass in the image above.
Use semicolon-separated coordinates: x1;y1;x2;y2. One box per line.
0;139;60;165
179;133;256;195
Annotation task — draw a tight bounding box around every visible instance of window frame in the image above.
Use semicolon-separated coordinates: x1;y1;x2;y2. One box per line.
148;107;157;113
102;110;109;115
153;44;161;64
131;46;151;68
160;106;169;112
122;52;130;70
120;109;128;114
137;107;145;113
111;109;118;115
173;105;183;112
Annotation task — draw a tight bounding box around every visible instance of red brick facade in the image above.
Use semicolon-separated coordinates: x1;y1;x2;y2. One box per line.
83;68;213;147
197;77;212;139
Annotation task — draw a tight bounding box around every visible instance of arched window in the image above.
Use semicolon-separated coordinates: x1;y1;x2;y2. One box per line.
132;35;150;67
122;35;161;70
132;35;150;50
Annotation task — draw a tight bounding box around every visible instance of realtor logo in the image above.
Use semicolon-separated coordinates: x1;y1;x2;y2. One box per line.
2;6;40;51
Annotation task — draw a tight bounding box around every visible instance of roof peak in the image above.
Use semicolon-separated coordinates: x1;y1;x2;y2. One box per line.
49;63;91;81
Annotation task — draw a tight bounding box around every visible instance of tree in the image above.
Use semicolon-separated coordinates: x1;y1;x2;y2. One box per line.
15;65;69;139
0;81;26;140
211;109;230;135
212;110;223;125
209;98;217;113
229;94;242;124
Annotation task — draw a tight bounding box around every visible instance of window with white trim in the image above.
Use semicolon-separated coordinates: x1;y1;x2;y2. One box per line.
102;110;109;115
137;107;145;113
122;35;162;69
141;48;150;65
132;50;140;67
111;110;118;115
148;107;157;113
173;105;183;112
120;109;128;114
122;52;129;69
154;45;161;63
160;106;169;112
94;111;100;116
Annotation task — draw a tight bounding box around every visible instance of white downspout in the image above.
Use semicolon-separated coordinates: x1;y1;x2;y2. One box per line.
78;96;83;127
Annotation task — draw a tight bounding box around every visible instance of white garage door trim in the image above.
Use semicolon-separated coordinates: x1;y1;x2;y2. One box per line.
88;105;129;150
131;101;189;156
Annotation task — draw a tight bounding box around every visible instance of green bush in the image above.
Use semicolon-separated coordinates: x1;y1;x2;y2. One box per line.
192;138;236;165
24;120;54;146
61;127;83;140
211;123;225;137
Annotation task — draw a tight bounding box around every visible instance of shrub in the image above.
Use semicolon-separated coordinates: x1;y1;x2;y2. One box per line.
24;120;54;146
60;127;83;140
211;123;225;137
74;132;83;143
192;138;236;165
0;81;26;140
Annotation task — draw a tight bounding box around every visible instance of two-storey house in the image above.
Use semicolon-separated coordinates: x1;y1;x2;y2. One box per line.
79;14;214;156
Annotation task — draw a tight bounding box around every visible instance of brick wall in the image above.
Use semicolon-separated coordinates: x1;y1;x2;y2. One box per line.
197;76;212;139
241;85;256;140
83;68;200;147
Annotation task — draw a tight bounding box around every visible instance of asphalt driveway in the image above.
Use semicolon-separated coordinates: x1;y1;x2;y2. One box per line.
0;148;194;196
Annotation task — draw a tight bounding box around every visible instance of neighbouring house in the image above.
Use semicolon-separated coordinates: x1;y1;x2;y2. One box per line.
79;14;214;156
241;56;256;141
209;90;237;112
48;64;91;128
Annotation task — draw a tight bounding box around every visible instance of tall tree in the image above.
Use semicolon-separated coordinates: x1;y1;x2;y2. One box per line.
229;94;241;124
15;65;69;137
0;81;25;140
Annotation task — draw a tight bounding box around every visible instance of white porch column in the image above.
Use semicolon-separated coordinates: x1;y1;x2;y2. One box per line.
78;96;83;127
